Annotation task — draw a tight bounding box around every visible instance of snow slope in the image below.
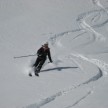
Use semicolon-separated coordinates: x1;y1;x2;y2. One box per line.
0;0;108;108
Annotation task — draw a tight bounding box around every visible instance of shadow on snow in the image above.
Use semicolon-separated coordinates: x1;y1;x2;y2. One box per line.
41;66;78;72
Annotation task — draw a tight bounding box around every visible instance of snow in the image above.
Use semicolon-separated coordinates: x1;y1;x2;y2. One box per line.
0;0;108;108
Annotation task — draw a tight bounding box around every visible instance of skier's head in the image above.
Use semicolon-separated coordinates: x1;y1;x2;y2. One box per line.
43;42;48;47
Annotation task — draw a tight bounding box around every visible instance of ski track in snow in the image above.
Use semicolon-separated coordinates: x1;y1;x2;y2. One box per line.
68;54;104;84
24;83;93;108
65;91;92;108
77;15;105;42
24;55;106;108
62;1;108;105
92;0;108;14
49;7;108;46
24;1;108;108
70;53;108;76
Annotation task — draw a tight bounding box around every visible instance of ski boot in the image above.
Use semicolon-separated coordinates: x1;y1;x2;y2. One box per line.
34;68;40;77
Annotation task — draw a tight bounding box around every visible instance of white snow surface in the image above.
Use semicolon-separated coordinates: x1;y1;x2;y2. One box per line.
0;0;108;108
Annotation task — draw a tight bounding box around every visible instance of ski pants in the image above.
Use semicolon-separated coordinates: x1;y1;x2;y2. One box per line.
33;56;46;71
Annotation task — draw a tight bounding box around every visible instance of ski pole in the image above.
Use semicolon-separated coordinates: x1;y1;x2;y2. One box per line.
14;54;36;59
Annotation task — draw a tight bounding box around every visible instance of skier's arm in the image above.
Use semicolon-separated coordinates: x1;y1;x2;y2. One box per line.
48;49;53;62
48;49;52;63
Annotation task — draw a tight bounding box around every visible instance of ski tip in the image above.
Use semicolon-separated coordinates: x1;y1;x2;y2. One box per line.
29;73;32;77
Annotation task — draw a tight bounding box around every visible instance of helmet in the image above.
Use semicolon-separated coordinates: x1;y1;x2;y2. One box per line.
44;42;48;47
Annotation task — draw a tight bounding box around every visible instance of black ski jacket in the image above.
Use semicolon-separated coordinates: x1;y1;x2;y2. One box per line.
37;47;52;62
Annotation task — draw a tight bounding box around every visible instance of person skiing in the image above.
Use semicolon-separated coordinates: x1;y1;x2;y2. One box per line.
32;42;53;76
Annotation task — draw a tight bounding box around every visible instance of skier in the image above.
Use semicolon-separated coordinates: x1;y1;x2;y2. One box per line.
32;42;53;76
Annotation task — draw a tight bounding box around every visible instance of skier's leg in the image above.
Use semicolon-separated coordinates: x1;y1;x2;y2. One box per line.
33;58;41;76
36;59;46;73
33;57;40;67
